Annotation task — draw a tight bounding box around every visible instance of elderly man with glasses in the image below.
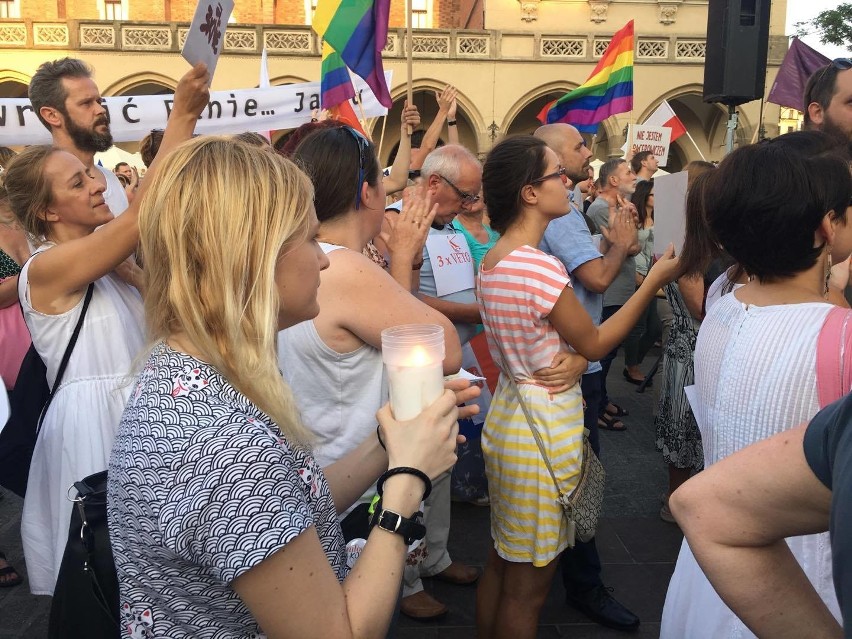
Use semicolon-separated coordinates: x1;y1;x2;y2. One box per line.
390;144;484;621
804;58;852;142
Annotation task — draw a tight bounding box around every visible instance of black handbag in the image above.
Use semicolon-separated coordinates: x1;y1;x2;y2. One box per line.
0;283;94;497
48;470;120;639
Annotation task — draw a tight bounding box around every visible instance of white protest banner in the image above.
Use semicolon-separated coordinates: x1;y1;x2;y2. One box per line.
182;0;234;82
0;71;391;146
628;124;672;166
653;170;688;258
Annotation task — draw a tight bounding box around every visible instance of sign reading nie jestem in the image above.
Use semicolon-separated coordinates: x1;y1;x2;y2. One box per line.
0;72;392;146
628;124;672;167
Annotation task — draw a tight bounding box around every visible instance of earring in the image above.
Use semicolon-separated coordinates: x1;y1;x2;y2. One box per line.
824;248;833;299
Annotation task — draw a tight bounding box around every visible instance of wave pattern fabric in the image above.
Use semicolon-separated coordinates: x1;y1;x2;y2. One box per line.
108;343;347;638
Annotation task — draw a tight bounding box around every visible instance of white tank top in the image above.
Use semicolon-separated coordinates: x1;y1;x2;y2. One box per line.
277;243;388;472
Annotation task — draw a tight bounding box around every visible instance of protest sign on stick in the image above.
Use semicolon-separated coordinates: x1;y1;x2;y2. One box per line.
182;0;235;82
653;170;688;258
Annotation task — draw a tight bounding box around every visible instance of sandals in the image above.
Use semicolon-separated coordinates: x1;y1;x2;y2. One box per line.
598;412;627;431
605;402;629;417
0;552;22;588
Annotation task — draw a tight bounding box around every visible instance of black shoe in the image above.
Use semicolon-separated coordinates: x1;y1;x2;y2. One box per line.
567;586;640;632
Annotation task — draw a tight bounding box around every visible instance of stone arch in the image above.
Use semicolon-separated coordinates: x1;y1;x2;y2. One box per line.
0;70;31;98
103;72;177;97
637;84;752;168
501;82;619;159
375;81;485;167
269;75;310;85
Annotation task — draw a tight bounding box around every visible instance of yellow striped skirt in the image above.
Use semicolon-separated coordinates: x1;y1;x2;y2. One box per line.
482;376;584;566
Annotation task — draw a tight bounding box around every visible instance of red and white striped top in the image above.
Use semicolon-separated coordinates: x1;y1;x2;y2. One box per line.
477;245;572;381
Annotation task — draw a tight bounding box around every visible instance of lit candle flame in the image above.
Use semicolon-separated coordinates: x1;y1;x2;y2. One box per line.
403;345;432;367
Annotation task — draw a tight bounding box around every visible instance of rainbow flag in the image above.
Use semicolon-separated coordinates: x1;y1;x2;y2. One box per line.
537;20;634;133
313;0;392;108
321;42;356;109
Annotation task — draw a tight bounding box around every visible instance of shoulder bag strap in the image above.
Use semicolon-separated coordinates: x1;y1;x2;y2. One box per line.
816;306;852;409
479;298;567;500
36;282;95;435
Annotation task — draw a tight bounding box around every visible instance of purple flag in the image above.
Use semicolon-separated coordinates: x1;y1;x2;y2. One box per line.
767;37;831;111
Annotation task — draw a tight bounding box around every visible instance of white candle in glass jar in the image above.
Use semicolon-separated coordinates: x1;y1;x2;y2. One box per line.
381;326;445;421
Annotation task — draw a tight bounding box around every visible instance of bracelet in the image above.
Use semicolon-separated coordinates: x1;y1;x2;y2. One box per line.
310;118;318;122
447;120;457;126
377;467;432;500
412;260;424;271
376;425;386;450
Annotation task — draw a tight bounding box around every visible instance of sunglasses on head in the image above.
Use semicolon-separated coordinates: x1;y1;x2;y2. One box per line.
342;126;370;210
808;58;852;104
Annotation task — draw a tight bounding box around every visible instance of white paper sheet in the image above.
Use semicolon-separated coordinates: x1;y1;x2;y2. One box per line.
181;0;235;82
653;170;688;258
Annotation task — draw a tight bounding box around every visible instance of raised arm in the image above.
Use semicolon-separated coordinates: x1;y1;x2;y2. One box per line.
549;244;679;362
27;64;210;313
410;86;457;170
382;102;420;194
446;95;459;145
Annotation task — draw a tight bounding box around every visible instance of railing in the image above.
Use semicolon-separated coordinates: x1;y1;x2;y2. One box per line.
0;20;788;64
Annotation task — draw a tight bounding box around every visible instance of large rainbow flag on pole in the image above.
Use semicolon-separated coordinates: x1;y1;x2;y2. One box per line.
320;42;356;108
537;20;634;133
313;0;393;108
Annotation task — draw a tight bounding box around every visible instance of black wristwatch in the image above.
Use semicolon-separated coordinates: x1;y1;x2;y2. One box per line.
369;500;426;546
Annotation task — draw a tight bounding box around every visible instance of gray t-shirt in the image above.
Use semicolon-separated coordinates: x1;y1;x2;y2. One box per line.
803;393;852;629
588;197;636;307
419;224;478;345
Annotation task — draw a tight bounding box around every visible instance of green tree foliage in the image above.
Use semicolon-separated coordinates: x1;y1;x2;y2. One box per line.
795;4;852;48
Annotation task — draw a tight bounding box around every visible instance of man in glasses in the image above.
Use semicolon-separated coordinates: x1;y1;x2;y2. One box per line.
398;144;484;621
28;58;128;218
804;59;852;142
536;123;641;633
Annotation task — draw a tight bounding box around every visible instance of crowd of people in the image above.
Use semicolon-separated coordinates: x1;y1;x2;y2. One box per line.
0;53;850;639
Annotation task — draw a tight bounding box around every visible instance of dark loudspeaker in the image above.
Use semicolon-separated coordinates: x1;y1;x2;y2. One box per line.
703;0;771;106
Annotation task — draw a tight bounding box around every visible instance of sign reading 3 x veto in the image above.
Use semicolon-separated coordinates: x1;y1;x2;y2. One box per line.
0;71;391;146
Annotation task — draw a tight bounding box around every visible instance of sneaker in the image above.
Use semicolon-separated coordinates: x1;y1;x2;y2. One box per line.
567;585;640;632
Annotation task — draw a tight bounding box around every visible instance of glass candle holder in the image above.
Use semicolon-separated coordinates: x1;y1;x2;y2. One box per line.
381;325;445;421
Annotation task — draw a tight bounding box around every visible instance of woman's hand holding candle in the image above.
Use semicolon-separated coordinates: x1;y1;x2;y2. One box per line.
377;379;480;480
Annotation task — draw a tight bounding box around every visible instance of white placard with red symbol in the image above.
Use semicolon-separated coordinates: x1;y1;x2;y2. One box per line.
425;233;475;297
182;0;235;82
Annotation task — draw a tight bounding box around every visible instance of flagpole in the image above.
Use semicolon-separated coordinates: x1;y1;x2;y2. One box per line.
684;129;707;161
406;0;414;135
378;112;389;161
353;91;371;140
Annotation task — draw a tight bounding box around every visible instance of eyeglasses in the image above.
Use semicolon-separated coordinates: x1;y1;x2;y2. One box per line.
343;126;370;210
437;174;480;205
529;166;568;186
808;58;852;105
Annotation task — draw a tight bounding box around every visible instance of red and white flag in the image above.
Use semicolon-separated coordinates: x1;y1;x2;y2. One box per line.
643;100;686;142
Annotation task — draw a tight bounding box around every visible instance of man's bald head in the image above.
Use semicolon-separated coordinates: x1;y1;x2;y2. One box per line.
534;123;592;183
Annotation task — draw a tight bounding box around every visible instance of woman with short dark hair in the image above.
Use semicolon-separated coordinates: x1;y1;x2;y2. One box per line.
661;130;852;638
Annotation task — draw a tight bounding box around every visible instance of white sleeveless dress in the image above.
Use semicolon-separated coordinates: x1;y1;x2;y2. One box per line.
660;294;841;637
18;247;144;595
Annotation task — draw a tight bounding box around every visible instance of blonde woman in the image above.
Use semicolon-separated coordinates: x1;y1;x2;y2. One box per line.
2;64;209;596
108;137;478;638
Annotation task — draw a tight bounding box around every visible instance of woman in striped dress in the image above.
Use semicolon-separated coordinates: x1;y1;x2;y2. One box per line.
474;136;680;638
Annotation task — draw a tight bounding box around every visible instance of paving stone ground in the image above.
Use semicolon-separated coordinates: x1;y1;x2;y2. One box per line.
0;351;680;638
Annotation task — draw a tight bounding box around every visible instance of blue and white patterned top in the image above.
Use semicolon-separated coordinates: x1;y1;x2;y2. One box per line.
108;342;347;638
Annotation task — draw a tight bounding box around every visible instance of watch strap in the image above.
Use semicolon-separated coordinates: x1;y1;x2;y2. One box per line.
369;501;426;546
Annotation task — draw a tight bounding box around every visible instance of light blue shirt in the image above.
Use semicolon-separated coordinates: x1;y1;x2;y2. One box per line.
540;204;604;374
